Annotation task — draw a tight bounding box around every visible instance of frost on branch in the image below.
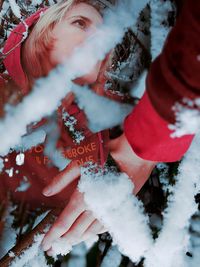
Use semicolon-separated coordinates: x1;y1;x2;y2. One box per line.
169;98;200;137
78;165;153;263
9;234;48;267
150;0;174;60
73;85;133;132
144;134;200;267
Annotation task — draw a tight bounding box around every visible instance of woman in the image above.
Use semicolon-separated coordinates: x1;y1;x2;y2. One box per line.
0;0;116;256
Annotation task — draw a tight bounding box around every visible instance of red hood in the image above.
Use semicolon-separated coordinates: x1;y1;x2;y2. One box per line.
3;8;47;95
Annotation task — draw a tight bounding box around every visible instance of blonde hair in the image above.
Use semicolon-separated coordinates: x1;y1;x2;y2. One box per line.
22;0;80;90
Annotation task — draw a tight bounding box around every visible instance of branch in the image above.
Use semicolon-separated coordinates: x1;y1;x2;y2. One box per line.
0;209;61;267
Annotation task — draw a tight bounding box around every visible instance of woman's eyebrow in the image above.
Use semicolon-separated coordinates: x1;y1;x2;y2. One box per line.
69;15;92;24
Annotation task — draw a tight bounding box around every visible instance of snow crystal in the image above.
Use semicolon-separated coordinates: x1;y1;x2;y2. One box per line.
15;153;25;166
5;167;14;177
186;212;200;267
62;109;85;144
15;176;30;192
8;251;15;258
157;163;175;195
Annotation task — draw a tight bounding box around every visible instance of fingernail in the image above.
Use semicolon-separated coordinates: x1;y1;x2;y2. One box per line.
43;188;52;196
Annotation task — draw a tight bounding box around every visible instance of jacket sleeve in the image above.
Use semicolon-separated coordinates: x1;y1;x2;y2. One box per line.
124;91;194;162
124;0;199;162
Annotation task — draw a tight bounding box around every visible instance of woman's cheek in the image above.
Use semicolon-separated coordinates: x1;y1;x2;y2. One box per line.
50;29;88;64
79;61;102;84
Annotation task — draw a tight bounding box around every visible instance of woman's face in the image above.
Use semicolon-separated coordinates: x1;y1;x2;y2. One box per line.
50;2;103;84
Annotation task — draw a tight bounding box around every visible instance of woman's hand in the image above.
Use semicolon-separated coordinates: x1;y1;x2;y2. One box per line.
108;133;158;195
41;161;106;256
41;133;157;256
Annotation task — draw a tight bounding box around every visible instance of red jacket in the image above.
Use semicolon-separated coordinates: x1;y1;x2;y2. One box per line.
124;0;199;162
0;9;109;209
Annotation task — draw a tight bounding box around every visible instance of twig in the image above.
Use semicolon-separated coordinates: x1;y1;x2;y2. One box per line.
0;208;61;267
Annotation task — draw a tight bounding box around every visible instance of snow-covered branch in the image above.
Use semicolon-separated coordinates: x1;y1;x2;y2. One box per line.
78;166;153;264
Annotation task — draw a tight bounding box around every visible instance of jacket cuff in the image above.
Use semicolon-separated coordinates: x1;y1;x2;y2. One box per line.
124;91;194;162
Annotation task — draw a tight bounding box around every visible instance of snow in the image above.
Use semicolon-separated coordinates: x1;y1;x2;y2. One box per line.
73;85;133;132
78;165;153;263
15;129;46;152
9;234;48;267
169;98;200;137
43;119;71;171
15;152;25;166
157;163;175;195
8;0;21;19
15;176;30;192
100;246;122;267
0;204;17;259
5;167;14;177
0;157;4;172
144;134;200;267
62;109;85;144
8;251;15;258
50;235;98;260
51;238;73;258
186;211;200;267
31;0;43;6
150;0;173;60
32;211;50;229
131;71;147;98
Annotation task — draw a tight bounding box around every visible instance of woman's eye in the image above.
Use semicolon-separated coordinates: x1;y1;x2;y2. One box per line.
72;19;87;30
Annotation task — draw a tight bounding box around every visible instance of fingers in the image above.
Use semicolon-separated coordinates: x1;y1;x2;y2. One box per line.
81;219;107;241
60;210;95;244
42;189;85;251
43;161;80;196
45;215;106;256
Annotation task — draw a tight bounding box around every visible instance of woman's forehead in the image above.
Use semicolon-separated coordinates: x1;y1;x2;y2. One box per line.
65;2;103;25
